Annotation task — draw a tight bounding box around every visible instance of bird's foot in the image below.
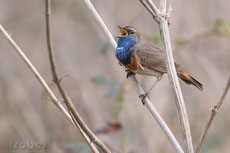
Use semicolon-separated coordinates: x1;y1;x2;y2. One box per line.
125;70;135;78
139;92;150;105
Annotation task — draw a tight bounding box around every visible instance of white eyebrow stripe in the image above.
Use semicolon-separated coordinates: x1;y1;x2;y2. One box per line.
127;27;136;32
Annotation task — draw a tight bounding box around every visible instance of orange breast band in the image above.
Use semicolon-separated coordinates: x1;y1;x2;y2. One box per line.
123;54;138;72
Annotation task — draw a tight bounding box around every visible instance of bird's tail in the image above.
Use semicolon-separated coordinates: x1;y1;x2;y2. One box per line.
178;72;203;91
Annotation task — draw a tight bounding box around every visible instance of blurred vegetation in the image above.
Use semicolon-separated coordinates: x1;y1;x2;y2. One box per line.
175;19;230;45
92;75;130;109
214;19;230;36
152;34;161;44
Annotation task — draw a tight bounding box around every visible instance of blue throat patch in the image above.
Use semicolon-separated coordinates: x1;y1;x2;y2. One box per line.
115;36;136;64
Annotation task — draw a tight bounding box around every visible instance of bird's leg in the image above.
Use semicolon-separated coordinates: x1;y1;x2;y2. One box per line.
139;75;162;104
125;70;135;78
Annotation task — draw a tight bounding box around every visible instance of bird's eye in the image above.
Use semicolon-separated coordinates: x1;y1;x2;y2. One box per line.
130;30;134;35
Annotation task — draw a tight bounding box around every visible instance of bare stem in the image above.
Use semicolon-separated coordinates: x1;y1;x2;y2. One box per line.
140;1;194;153
0;24;80;144
82;0;183;153
45;0;110;152
159;0;167;14
139;0;157;20
159;19;193;153
0;24;74;122
195;77;230;153
145;0;160;17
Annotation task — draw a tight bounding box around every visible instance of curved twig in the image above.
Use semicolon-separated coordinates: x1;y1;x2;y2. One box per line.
0;24;87;150
196;77;230;153
139;0;157;20
45;0;110;153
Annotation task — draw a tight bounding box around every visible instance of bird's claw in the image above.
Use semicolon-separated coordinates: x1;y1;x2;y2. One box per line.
139;92;150;105
125;70;135;78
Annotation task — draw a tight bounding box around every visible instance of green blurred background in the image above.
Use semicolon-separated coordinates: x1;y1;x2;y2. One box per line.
0;0;230;153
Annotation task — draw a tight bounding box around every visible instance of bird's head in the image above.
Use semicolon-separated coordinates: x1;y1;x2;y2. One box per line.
118;26;140;41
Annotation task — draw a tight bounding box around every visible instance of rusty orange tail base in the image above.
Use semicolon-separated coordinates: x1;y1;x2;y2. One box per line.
178;72;203;91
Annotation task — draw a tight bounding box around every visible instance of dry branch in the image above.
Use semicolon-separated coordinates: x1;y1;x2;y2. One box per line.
45;0;110;152
0;24;72;122
140;0;194;153
139;0;158;20
0;23;78;146
82;0;183;153
196;77;230;153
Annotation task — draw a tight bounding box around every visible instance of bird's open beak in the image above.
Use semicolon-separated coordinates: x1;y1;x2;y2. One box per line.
118;25;128;37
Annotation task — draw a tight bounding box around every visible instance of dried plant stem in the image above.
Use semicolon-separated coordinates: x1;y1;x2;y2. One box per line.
139;0;157;20
159;19;193;153
196;77;230;153
0;24;74;142
0;24;72;120
146;0;161;16
140;0;194;153
82;0;183;153
45;0;110;152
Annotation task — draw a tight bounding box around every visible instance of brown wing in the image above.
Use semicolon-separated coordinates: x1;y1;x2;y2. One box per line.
133;41;167;73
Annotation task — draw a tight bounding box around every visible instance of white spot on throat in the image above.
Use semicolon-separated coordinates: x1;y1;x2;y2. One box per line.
117;47;124;50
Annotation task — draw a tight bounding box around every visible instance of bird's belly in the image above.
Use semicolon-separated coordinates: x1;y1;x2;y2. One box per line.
135;67;163;77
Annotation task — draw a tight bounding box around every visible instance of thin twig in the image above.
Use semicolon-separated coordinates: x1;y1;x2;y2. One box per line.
0;22;100;152
82;0;183;153
131;76;184;153
0;24;74;122
45;0;110;153
196;77;230;153
141;1;194;153
139;0;157;20
45;0;98;152
145;0;160;17
0;24;79;142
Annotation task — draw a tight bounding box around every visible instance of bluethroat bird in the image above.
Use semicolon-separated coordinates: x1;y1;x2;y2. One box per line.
115;26;203;102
